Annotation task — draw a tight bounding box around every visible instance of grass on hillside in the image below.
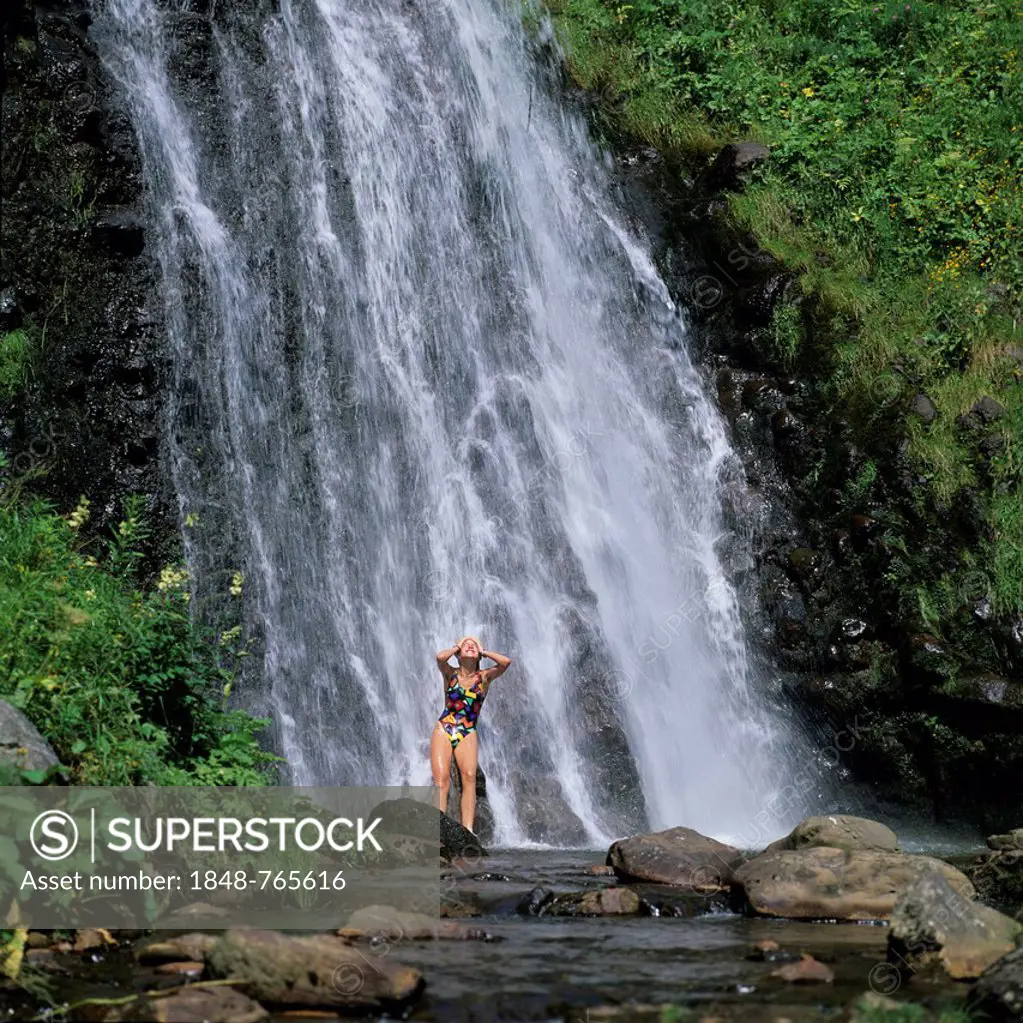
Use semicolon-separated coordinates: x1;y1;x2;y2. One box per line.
546;0;1023;616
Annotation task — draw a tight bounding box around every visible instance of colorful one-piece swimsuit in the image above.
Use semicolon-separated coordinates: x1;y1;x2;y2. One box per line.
438;670;487;749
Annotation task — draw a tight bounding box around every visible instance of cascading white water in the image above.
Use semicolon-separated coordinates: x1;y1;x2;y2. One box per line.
93;0;806;846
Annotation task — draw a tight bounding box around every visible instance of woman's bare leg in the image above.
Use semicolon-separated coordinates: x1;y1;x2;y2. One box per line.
430;723;453;814
453;731;479;833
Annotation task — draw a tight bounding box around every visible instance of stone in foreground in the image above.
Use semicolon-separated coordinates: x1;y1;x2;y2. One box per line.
735;847;975;920
120;986;269;1023
970;944;1023;1021
135;933;218;964
206;930;423;1009
770;953;834;984
542;887;642;916
340;904;493;939
766;815;899;854
888;868;1022;980
607;827;743;889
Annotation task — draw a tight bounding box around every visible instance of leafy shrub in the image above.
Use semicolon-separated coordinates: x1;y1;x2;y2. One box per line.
0;491;279;785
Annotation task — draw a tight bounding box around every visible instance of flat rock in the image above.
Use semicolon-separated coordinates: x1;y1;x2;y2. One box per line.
766;815;899;854
970;943;1023;1021
735;847;975;920
73;928;116;952
129;986;268;1023
542;887;642;917
630;883;731;918
153;960;204;976
770;953;834;984
206;929;423;1009
747;939;797;963
607;826;743;889
439;892;484;917
888;868;1022;980
339;904;493;940
135;933;218;964
988;829;1023;852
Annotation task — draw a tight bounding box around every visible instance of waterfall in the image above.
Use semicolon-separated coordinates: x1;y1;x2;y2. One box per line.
93;0;804;846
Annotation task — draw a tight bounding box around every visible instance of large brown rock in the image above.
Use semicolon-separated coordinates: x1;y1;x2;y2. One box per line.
735;847;975;920
542;887;642;917
888;868;1022;979
119;987;269;1023
766;815;899;854
607;827;743;889
135;933;218;964
206;930;423;1010
339;904;492;940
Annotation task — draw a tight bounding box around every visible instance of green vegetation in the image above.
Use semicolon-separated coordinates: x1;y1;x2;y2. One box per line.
547;0;1023;614
0;481;278;786
847;994;974;1022
0;330;31;399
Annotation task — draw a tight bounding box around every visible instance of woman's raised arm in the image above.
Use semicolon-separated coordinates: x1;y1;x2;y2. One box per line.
436;642;460;678
480;648;512;683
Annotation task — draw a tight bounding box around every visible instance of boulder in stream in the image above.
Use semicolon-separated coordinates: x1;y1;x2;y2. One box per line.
607;826;743;889
340;904;494;940
887;868;1022;980
735;847;975;920
370;796;485;860
205;929;424;1010
769;953;834;984
542;887;642;917
135;933;219;964
766;814;899;854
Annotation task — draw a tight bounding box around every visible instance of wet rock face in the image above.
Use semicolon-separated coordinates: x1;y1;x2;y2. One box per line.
1;0;171;557
611;140;1023;831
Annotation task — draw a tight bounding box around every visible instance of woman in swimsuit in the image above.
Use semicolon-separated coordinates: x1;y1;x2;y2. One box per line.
431;635;512;834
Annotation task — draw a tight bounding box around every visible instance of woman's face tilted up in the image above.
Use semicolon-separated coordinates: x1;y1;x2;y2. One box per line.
457;637;480;660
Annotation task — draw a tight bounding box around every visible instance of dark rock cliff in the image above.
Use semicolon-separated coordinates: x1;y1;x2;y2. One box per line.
609;141;1022;832
1;0;173;558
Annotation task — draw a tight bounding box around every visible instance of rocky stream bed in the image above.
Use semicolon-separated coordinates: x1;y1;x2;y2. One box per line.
2;811;1021;1023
